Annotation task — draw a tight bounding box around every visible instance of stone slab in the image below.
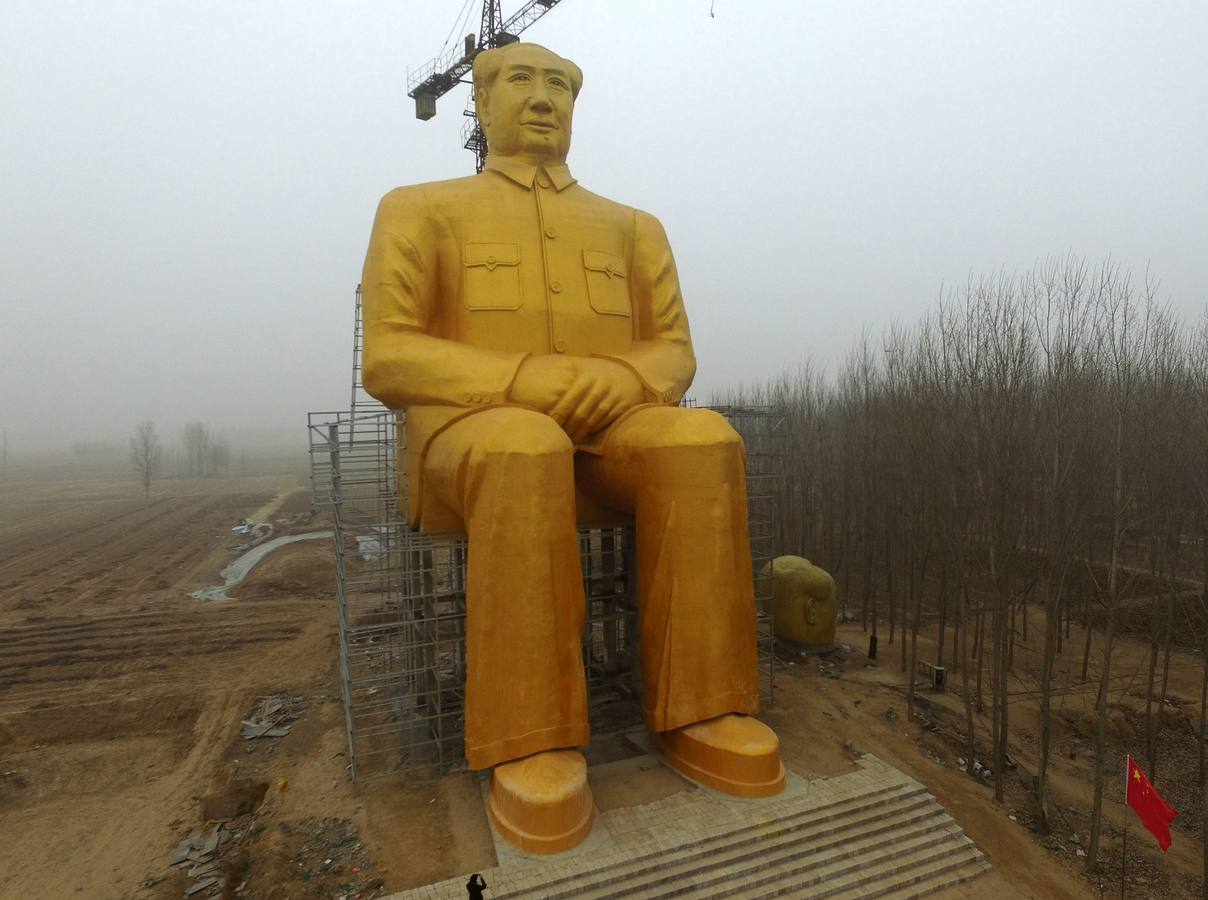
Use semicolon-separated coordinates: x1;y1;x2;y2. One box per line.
385;747;979;900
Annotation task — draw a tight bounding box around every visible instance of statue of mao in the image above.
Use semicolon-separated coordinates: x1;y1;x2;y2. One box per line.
362;41;784;852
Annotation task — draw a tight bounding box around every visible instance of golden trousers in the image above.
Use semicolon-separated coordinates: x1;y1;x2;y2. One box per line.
422;405;759;770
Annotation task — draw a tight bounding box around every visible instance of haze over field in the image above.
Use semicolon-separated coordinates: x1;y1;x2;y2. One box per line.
2;0;1205;453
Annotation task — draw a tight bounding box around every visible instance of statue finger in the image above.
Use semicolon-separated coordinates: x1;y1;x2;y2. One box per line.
549;376;592;428
580;393;620;438
566;382;609;441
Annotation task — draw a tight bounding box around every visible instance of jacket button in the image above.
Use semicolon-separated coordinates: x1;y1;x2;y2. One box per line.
472;393;482;403
554;340;567;353
463;392;473;402
537;175;552;189
550;281;563;293
486;255;496;264
544;227;557;239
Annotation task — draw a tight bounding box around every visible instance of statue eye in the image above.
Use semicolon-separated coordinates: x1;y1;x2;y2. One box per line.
548;77;568;91
509;72;532;84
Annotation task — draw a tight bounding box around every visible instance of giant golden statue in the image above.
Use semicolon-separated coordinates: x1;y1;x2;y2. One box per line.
362;41;783;853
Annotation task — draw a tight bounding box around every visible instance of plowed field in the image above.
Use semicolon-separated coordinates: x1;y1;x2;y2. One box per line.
1;459;490;900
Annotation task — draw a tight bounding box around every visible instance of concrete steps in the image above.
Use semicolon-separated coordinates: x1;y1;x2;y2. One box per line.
726;826;981;900
385;755;991;900
490;780;986;899
547;786;936;899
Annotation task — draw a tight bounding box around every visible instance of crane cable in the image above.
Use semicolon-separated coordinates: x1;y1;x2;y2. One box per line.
441;0;476;55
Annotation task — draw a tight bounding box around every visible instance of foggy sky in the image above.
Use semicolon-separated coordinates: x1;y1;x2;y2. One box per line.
2;1;1206;454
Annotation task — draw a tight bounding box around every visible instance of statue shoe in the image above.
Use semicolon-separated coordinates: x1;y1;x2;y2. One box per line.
656;713;786;798
488;749;595;854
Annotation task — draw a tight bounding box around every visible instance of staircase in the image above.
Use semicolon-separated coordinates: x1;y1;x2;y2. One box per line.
387;755;990;899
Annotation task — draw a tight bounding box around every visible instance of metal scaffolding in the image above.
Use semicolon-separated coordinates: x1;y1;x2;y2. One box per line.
308;288;784;782
309;404;783;782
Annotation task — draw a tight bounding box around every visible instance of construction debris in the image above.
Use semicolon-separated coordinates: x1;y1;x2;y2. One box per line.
230;519;275;549
240;692;304;740
167;823;232;897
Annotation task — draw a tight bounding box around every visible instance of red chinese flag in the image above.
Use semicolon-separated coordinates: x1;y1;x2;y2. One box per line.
1126;754;1178;851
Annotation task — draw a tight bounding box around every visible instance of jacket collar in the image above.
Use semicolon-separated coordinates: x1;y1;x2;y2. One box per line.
484;155;577;191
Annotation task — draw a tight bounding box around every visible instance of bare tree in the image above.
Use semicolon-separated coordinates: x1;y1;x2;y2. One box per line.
129;420;163;498
1030;255;1095;833
180;421;231;477
1086;264;1153;873
180;421;209;477
1190;312;1208;899
721;257;1206;865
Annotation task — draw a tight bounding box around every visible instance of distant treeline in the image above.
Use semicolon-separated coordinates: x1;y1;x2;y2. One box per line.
721;254;1208;872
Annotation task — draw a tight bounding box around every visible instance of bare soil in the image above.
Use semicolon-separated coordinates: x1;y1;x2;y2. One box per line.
1;458;1200;898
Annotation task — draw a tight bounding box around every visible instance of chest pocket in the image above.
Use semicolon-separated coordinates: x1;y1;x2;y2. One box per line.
463;242;523;310
582;250;631;317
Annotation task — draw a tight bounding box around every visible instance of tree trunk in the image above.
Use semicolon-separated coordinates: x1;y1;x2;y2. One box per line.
1085;580;1118;873
1081;538;1099;682
993;592;1008;802
936;562;949;669
1036;573;1064;834
1008;598;1017;673
1087;413;1127;875
902;551;915;674
1199;623;1208;900
975;603;987;712
862;526;875;632
1154;588;1175;779
1144;601;1161;767
960;582;976;775
1080;599;1095;683
887;531;897;646
907;546;927;721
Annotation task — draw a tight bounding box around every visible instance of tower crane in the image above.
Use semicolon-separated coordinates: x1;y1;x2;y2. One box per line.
406;1;566;173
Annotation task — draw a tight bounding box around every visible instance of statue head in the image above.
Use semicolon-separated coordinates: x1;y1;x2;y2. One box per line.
762;556;839;647
472;42;582;166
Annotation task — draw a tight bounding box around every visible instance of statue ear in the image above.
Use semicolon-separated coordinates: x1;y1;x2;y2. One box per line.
804;596;818;626
475;88;490;128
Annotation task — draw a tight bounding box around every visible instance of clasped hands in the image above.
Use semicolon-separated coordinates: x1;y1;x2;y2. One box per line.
509;355;646;442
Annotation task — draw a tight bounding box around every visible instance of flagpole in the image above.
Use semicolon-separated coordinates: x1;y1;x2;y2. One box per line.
1121;754;1129;900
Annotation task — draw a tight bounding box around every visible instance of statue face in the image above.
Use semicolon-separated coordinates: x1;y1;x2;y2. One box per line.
480;45;575;163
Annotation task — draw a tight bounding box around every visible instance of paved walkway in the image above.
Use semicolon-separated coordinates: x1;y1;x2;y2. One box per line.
387;743;989;900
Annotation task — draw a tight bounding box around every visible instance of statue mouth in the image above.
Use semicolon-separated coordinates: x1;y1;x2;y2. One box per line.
522;120;557;132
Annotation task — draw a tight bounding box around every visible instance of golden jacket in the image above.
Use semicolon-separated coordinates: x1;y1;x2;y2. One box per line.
362;157;697;523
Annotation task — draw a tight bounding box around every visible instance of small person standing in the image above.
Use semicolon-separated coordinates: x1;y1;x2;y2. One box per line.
466;872;487;899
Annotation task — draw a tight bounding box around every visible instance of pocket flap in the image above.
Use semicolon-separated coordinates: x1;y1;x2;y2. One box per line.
464;242;521;271
582;250;626;280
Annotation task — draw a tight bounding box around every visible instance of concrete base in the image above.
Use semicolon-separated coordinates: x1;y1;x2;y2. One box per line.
389;751;990;899
486;750;595;855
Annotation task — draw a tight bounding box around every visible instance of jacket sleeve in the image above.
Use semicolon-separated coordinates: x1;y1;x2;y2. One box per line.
360;188;528;410
595;209;696;404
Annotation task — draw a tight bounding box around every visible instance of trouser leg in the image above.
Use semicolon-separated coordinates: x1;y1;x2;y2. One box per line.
422;408;589;770
577;406;759;733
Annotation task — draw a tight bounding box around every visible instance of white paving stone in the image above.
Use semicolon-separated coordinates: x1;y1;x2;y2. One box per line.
386;753;989;900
